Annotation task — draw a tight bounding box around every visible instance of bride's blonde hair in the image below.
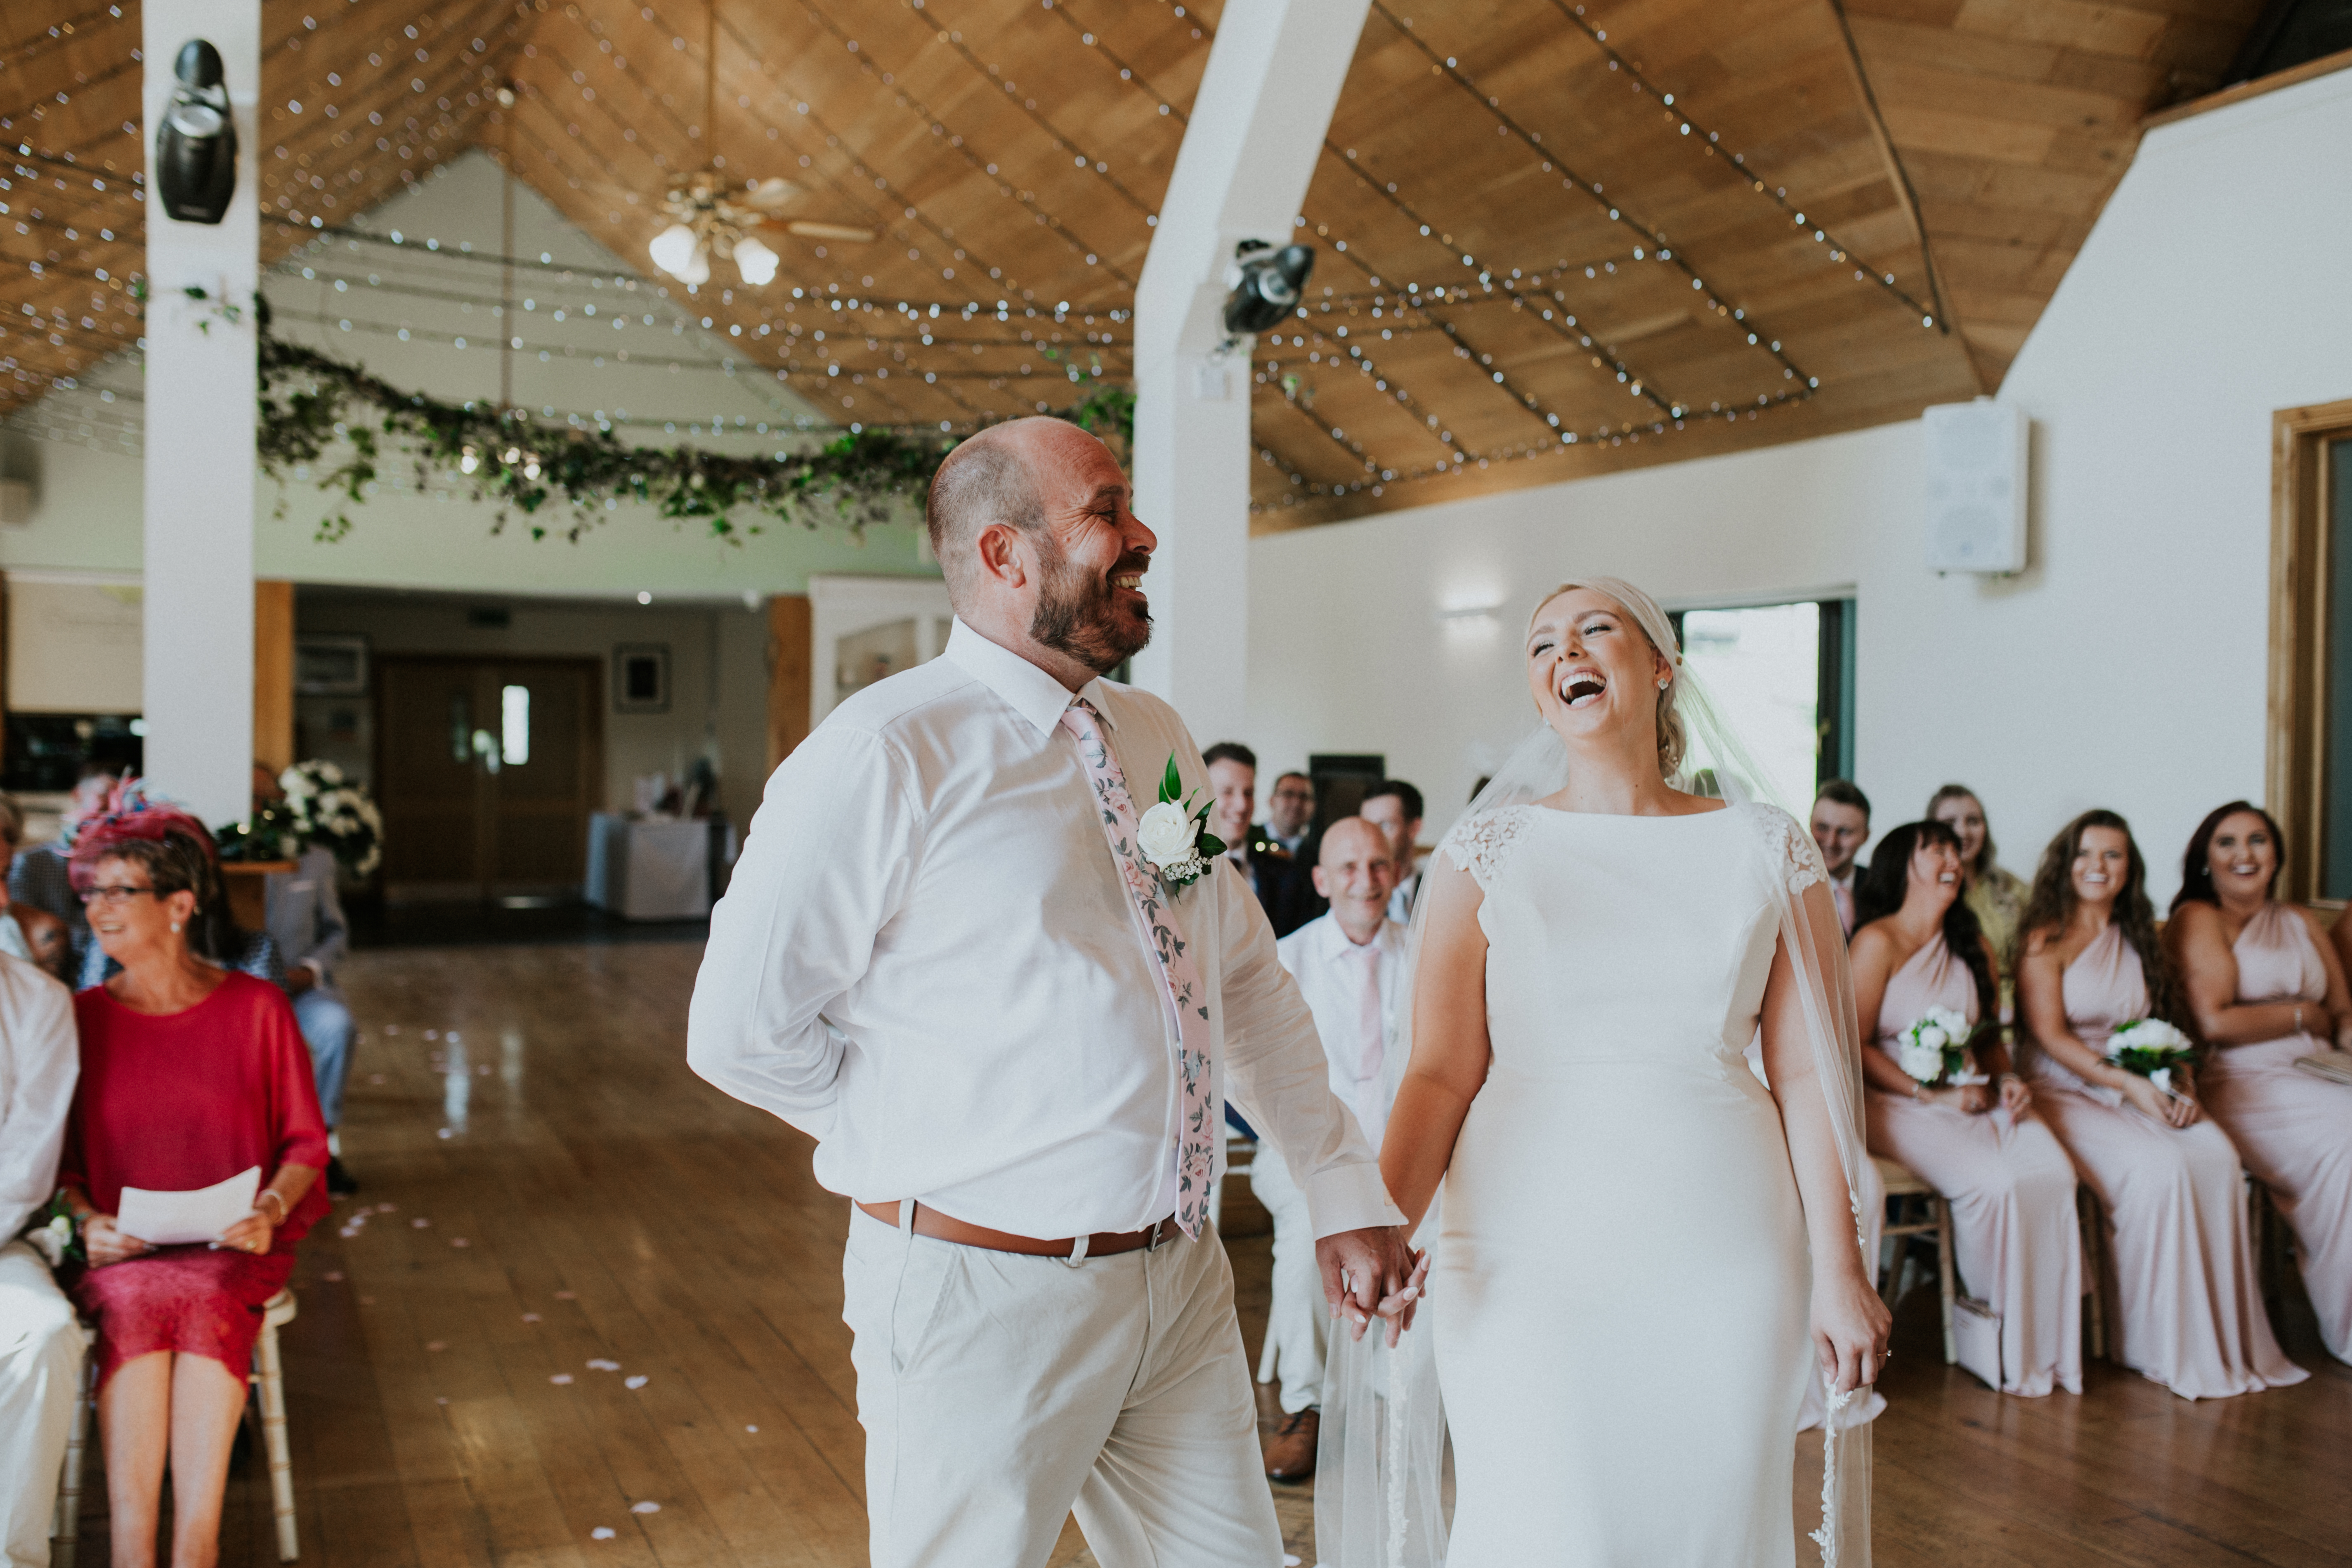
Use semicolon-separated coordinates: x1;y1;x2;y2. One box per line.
1528;576;1687;779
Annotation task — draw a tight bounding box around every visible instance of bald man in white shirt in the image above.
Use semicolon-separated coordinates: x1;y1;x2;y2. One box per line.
689;417;1417;1568
0;951;81;1568
1253;818;1406;1481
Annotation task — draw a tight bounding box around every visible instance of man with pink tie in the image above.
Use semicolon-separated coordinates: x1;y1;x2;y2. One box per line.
1811;779;1872;938
1254;817;1408;1482
688;417;1417;1568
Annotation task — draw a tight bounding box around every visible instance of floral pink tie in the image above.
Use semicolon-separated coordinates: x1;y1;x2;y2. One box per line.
1059;698;1217;1238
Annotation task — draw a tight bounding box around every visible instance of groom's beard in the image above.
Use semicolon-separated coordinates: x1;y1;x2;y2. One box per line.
1030;539;1152;674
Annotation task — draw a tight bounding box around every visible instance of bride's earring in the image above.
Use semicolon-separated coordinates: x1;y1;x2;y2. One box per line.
170;920;182;932
1657;677;1670;690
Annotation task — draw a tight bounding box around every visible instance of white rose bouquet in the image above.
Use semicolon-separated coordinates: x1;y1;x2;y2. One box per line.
279;760;385;877
1135;753;1226;891
20;1193;82;1267
1894;1005;1980;1088
2104;1018;2196;1096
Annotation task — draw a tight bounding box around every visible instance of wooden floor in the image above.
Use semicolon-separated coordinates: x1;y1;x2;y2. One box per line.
70;940;2352;1567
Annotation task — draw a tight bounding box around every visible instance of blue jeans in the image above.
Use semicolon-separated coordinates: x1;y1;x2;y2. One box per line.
291;988;355;1129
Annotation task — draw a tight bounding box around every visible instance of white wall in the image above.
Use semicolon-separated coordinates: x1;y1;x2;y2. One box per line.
1248;68;2352;902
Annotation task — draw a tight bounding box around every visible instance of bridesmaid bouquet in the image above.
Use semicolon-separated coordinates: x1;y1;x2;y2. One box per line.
1895;1006;1979;1086
2104;1019;2196;1095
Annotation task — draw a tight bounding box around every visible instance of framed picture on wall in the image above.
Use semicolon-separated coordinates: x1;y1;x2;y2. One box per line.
613;644;671;713
295;635;369;696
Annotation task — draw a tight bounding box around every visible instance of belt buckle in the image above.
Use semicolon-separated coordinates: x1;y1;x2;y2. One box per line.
1143;1216;1167;1253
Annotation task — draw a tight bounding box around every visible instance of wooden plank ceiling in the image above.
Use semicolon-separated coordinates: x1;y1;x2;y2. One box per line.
0;0;2269;534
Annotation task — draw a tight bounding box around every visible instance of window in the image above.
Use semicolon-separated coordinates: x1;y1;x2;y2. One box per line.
1669;598;1855;806
501;684;531;767
2272;398;2352;903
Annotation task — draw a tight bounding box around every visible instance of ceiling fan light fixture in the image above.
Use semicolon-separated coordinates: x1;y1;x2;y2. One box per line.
649;223;702;282
733;235;780;286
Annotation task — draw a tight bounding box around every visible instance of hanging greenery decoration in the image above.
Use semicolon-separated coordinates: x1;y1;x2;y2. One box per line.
250;299;1135;545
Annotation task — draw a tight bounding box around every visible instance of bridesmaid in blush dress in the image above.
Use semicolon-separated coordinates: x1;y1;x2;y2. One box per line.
1850;821;2082;1396
2014;810;2303;1398
2168;801;2352;1363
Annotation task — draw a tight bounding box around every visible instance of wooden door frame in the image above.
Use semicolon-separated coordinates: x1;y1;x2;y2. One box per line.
2267;395;2352;907
372;653;606;900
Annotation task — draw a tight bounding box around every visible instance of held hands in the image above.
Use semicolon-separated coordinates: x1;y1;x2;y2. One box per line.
1997;1073;2033;1116
1946;1082;1992;1115
214;1209;278;1255
81;1214;151;1266
1318;1225;1428;1348
1812;1264;1893;1396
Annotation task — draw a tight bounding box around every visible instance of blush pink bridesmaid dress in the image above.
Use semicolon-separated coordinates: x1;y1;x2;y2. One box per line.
2197;902;2352;1363
2023;924;2305;1398
1866;934;2083;1395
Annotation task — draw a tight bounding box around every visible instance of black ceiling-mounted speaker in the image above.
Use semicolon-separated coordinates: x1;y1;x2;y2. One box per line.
1223;241;1315;335
156;40;237;224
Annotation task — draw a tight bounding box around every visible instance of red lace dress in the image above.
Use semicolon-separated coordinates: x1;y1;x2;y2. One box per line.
62;971;330;1389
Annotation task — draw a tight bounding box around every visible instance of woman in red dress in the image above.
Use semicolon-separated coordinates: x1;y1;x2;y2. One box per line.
54;796;327;1568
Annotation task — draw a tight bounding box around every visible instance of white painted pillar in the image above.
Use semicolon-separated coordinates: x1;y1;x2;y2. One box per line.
141;0;262;826
1129;0;1370;742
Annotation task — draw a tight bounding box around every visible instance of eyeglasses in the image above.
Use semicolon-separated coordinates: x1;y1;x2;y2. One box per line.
79;885;161;907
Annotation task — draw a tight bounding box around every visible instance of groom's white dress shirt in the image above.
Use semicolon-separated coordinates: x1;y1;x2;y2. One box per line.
689;618;1400;1242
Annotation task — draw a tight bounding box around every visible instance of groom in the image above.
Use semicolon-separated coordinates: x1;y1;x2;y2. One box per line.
687;416;1415;1568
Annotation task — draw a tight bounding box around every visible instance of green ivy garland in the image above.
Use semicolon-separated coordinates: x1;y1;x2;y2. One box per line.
250;301;1136;544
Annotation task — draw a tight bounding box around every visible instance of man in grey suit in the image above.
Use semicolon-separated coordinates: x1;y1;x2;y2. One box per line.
255;766;360;1196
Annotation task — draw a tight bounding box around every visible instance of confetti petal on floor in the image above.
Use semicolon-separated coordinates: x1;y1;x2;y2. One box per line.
322;1271;344;1282
554;1290;576;1300
587;1358;620;1371
550;1374;574;1385
435;1396;448;1406
377;1203;397;1212
437;1128;454;1139
629;1502;660;1514
522;1313;542;1323
412;1218;431;1228
624;1375;648;1389
745;1425;758;1433
425;1341;447;1352
590;1527;614;1540
450;1238;471;1248
368;1074;386;1084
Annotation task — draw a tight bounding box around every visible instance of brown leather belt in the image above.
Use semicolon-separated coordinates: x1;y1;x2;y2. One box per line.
855;1200;1177;1259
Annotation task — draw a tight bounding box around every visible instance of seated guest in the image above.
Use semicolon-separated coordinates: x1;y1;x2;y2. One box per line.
2168;802;2352;1366
1927;784;2030;996
76;782;286;991
0;793;73;982
1852;820;2082;1396
1810;779;1871;937
7;770;117;969
54;803;329;1568
253;766;361;1197
1204;743;1315;936
1261;771;1316;858
1254;818;1403;1481
2014;810;2303;1398
1358;779;1424;923
0;949;83;1567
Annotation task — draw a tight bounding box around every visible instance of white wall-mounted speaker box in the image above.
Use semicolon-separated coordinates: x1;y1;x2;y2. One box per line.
0;477;33;527
1922;399;2028;575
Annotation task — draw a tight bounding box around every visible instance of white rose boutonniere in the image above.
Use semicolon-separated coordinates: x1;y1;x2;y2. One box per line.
1137;754;1227;891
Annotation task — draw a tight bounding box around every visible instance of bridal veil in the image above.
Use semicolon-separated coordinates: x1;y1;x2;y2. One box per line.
1315;576;1876;1568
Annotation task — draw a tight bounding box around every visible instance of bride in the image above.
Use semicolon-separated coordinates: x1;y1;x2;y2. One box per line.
1322;577;1890;1566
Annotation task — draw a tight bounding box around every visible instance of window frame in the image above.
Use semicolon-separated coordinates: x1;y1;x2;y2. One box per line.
1667;595;1855;797
2267;394;2352;907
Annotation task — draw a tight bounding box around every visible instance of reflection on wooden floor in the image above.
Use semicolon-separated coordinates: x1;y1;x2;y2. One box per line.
69;942;2352;1567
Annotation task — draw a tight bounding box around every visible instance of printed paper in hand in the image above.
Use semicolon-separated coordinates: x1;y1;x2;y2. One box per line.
117;1166;262;1246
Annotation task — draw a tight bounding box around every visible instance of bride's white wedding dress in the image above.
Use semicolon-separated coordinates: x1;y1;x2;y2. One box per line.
1432;799;1830;1565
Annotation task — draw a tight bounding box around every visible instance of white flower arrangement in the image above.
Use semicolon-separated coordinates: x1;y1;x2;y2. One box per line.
279;760;385;877
2104;1018;2196;1096
1136;754;1226;891
1895;1005;1980;1087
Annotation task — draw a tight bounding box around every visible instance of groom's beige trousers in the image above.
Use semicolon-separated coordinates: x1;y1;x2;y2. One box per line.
842;1205;1284;1568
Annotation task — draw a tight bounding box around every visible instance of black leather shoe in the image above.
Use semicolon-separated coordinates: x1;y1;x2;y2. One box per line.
325;1155;360;1197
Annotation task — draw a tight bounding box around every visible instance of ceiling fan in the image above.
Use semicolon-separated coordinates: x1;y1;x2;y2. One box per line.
648;0;877;287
